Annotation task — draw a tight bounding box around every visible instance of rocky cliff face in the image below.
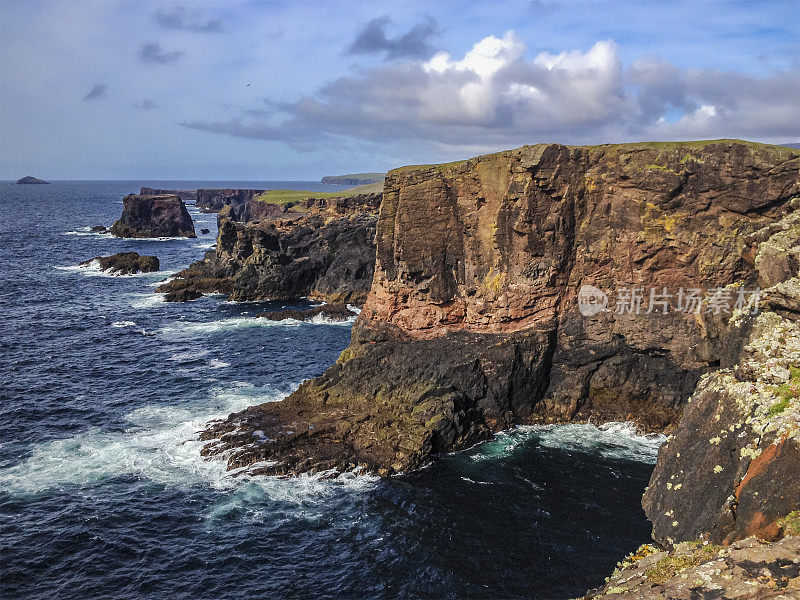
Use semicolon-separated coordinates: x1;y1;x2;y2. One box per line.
201;140;799;479
158;192;380;303
642;205;800;548
195;188;265;213
109;194;195;238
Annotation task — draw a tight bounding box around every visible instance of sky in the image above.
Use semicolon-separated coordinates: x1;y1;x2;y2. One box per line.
0;0;798;180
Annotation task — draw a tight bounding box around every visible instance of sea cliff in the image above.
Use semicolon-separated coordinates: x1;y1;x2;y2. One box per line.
201;140;799;480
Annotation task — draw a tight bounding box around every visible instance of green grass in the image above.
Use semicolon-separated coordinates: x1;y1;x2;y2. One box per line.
644;542;721;585
256;181;383;205
780;510;800;535
768;398;791;417
389;139;799;176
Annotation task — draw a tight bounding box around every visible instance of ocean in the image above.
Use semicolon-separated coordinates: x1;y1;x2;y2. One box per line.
0;181;663;599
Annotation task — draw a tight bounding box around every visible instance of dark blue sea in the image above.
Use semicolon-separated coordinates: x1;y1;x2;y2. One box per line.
0;181;663;600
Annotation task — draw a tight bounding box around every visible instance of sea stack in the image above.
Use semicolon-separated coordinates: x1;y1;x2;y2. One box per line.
109;193;196;238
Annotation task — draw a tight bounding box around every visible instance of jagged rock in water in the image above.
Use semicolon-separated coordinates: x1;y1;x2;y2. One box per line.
79;251;159;274
201;140;799;479
257;304;356;322
109;194;195;238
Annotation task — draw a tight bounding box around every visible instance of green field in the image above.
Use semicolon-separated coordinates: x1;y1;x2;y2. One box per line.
256;181;383;205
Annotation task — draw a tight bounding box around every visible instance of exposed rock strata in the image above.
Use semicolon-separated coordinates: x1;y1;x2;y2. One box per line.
201;140;799;478
79;251;159;274
158;193;379;303
109;194;195;238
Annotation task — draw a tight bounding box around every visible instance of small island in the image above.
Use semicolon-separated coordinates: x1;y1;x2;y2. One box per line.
16;176;49;184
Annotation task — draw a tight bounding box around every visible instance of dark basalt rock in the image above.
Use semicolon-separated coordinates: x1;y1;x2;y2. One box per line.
201;141;800;482
200;228;210;234
90;225;107;233
16;176;49;184
109;194;195;238
158;193;380;304
79;251;159;274
257;304;356;322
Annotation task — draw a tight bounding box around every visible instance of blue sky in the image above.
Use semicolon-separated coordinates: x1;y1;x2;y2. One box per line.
1;0;798;180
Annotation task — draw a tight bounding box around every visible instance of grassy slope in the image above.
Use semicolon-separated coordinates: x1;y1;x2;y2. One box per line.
391;139;800;175
256;181;383;205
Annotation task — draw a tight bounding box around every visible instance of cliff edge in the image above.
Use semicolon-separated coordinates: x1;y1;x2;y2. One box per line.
201;140;799;481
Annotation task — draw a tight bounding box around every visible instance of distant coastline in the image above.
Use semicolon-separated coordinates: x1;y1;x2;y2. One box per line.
320;172;385;186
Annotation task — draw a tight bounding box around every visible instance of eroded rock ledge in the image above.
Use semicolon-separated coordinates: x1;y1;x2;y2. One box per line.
202;140;799;479
158;192;380;303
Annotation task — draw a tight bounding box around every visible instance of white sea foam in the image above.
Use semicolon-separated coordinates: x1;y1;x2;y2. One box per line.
472;421;665;464
158;314;356;339
54;262;168;279
207;359;230;369
0;382;365;500
111;321;136;328
129;292;166;309
168;349;211;362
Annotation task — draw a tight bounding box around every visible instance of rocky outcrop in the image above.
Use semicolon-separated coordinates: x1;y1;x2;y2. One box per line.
109;194;195;238
195;188;264;213
140;187;196;203
256;304;356;322
584;536;800;599
16;176;48;184
642;205;800;548
158;193;380;303
79;251;159;274
201;140;799;477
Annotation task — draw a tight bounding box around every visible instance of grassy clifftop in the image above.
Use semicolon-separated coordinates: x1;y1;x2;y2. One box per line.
256;181;383;205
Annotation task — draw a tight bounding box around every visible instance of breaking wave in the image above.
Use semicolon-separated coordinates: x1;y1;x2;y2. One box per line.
472;422;665;464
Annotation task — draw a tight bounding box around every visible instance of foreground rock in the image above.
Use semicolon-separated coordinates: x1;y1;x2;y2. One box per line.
109;194;195;238
158;192;380;303
257;304;356;322
584;535;800;599
90;225;107;233
79;251;159;274
16;176;48;184
642;205;800;547
201;140;799;477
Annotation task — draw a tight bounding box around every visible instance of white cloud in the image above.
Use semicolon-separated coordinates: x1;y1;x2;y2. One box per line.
183;31;799;150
